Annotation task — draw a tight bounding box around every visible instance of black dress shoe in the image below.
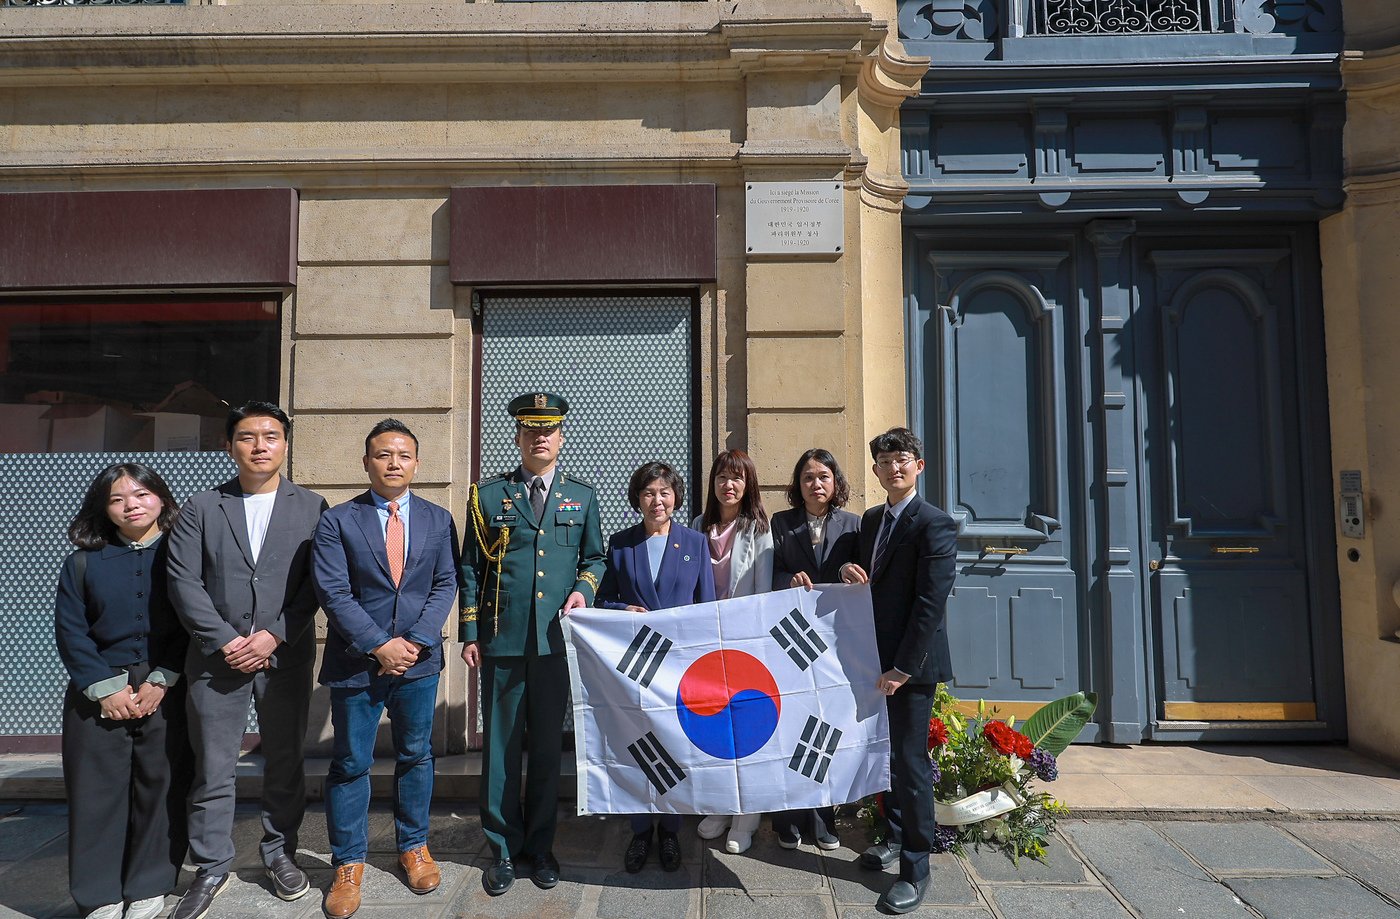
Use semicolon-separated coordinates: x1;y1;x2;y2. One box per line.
483;858;515;896
624;830;652;873
860;841;902;870
265;852;310;901
171;873;230;919
530;852;560;889
877;874;930;915
657;828;682;872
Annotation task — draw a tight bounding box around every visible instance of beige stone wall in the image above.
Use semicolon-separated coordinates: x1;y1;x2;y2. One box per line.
1320;5;1400;763
0;0;924;752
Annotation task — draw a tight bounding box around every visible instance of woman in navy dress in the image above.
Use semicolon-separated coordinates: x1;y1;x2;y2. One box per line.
54;463;193;919
596;461;715;873
768;448;861;850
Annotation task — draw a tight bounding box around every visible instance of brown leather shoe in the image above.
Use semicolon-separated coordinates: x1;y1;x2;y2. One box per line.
323;863;364;919
399;846;441;894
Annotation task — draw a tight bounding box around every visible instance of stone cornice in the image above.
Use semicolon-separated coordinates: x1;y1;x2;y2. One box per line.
1342;45;1400;96
858;37;930;111
0;1;885;86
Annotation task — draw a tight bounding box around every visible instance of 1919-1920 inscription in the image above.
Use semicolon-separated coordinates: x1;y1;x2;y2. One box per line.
745;182;844;255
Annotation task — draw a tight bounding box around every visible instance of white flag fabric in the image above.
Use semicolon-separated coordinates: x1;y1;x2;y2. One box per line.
563;583;890;816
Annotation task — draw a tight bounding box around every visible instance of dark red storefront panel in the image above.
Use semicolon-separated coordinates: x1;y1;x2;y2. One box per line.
0;188;298;291
450;184;717;286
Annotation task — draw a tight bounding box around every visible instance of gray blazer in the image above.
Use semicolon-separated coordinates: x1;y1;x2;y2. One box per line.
167;476;328;676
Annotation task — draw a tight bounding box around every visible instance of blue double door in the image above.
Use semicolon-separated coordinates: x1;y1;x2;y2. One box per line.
905;222;1343;742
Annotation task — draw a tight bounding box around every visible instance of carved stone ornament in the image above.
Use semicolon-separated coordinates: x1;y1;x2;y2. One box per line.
1240;0;1341;34
899;0;1000;42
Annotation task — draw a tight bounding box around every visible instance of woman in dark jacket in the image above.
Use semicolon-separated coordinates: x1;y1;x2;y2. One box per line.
54;463;192;919
596;461;715;873
768;448;861;850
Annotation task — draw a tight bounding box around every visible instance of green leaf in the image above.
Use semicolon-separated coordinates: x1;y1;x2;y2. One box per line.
1023;691;1099;756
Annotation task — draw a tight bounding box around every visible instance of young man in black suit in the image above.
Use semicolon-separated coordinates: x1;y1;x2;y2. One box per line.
841;427;957;914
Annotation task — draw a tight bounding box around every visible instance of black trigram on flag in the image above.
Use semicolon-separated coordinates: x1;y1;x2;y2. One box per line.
788;715;842;784
629;731;687;795
616;625;673;688
770;608;828;670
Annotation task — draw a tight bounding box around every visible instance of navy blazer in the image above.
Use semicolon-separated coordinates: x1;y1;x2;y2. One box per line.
770;506;862;591
857;494;958;685
312;491;460;688
596;522;715;611
54;536;188;693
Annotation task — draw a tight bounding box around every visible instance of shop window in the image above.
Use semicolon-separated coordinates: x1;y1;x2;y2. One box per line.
0;299;278;454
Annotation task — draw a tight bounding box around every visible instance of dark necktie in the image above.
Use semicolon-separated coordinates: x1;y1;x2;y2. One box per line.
872;508;897;575
530;476;546;523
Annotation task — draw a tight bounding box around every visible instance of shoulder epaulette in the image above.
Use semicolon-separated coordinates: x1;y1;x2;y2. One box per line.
559;471;596;490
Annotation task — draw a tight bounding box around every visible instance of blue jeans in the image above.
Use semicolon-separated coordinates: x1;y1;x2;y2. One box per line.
326;673;438;866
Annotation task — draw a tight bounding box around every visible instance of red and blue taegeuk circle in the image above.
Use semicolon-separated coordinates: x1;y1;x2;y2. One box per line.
675;650;781;760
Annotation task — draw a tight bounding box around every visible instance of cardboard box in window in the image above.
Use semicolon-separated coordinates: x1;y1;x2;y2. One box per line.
0;404;54;453
43;404;149;453
141;412;225;452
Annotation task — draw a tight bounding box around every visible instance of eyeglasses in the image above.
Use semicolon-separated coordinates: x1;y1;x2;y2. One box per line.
874;456;917;471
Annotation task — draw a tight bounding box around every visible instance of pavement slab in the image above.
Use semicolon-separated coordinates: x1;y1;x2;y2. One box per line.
836;906;994;919
0;835;72;919
592;867;700;919
989;886;1135;919
964;838;1090;884
0;806;66;864
824;851;978;908
706;891;836;919
1157;822;1335;874
1226;876;1400;919
1283;821;1400;898
444;868;589;919
704;838;828;893
1061;820;1257;919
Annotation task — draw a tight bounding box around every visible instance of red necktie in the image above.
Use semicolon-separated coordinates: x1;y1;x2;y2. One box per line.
386;501;404;587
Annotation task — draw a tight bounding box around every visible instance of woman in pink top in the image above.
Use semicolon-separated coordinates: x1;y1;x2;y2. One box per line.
690;449;773;854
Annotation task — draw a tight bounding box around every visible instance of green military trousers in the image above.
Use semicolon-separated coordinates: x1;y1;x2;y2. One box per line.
478;652;570;859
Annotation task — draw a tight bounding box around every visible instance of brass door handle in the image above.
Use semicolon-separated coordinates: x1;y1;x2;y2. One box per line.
982;546;1029;556
1148;559;1160;571
1212;546;1260;555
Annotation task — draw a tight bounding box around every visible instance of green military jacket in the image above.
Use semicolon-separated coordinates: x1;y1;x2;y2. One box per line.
459;466;605;656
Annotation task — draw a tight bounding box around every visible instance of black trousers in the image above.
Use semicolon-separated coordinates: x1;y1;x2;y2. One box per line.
62;670;192;913
882;682;937;882
771;806;836;840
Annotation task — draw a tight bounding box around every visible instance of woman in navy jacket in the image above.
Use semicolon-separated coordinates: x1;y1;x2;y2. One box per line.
595;461;714;874
54;463;192;919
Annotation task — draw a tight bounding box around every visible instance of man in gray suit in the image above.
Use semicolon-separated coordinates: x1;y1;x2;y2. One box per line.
167;402;328;919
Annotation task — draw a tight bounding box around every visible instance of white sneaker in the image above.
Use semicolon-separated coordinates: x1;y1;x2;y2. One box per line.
124;897;165;919
724;814;761;854
697;815;731;840
85;906;122;919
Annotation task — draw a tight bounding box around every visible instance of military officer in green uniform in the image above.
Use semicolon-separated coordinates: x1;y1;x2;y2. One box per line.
459;392;605;896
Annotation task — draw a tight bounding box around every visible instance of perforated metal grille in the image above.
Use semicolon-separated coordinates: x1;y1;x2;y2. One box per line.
0;451;234;736
479;294;697;531
478;293;697;736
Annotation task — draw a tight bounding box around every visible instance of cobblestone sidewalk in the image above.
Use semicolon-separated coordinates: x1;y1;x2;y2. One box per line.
1;803;1397;919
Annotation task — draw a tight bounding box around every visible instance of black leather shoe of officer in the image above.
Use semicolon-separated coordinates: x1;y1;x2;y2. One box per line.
265;852;310;901
483;858;515;896
624;829;653;873
171;873;230;919
877;874;930;915
530;852;560;889
860;841;902;871
657;828;682;872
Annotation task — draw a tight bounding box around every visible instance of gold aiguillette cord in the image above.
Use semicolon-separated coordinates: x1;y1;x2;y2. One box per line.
469;483;510;635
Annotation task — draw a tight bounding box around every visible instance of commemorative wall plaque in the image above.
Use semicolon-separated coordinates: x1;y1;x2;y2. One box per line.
745;182;844;255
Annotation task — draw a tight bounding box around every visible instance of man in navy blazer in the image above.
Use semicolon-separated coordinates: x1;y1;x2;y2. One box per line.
842;427;957;915
312;419;460;919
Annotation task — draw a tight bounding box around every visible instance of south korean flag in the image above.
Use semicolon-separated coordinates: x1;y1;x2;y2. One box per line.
563;584;890;815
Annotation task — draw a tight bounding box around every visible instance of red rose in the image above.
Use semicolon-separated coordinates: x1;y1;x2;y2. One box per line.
927;718;949;751
982;720;1032;759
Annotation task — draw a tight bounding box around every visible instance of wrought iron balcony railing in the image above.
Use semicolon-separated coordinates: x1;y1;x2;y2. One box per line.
1030;0;1213;35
